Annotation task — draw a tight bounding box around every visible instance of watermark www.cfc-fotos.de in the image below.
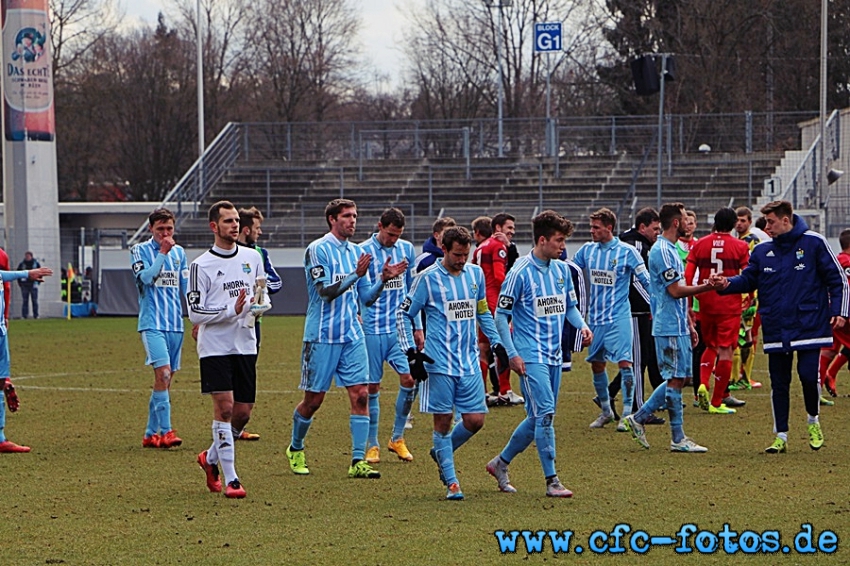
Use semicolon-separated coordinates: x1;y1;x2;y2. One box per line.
494;523;838;555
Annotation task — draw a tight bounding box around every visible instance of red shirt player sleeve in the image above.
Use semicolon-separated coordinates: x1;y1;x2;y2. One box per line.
480;238;507;311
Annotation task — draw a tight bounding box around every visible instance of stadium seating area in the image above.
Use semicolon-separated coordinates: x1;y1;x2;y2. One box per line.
173;152;783;247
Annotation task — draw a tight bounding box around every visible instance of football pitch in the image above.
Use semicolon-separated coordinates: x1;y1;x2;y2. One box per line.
4;316;848;565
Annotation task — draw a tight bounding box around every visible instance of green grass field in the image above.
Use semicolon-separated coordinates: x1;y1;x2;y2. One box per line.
3;316;849;565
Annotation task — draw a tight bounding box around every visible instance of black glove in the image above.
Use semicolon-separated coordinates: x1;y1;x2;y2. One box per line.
406;348;435;382
492;344;510;374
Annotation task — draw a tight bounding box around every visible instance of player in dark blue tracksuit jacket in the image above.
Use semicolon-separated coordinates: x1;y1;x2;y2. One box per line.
718;203;849;453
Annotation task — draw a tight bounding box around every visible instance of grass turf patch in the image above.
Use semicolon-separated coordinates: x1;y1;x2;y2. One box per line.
3;316;848;564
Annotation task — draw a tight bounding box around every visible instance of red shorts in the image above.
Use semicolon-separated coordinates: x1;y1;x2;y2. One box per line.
478;327;492;347
699;312;740;349
831;325;850;350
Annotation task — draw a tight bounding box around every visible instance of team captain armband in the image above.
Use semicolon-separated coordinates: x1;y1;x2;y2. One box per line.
498;295;514;310
477;299;490;315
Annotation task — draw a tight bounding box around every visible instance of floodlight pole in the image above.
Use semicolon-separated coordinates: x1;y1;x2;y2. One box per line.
485;0;509;158
656;54;669;210
196;0;205;217
819;0;828;230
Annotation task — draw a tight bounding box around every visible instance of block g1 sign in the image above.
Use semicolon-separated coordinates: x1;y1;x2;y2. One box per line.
534;22;562;53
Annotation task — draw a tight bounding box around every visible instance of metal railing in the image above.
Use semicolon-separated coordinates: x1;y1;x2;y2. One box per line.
128;123;243;244
780;110;839;209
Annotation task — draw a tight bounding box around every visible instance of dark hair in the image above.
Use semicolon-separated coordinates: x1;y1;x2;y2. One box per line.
713;207;737;233
634;207;659;229
735;206;752;221
324;198;357;228
148;207;175;226
379;207;405;229
431;217;456;234
589;208;617;230
659;202;686;230
441;226;472;250
760;200;793;220
840;229;850;251
238;206;264;230
754;216;767;230
208;201;235;223
533;210;573;242
491;212;516;232
471;216;493;238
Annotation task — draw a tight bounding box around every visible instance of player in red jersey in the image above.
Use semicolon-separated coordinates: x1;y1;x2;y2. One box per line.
684;208;750;413
819;229;850;400
472;214;523;406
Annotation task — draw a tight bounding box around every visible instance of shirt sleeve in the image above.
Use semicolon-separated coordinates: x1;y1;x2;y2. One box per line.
131;244;166;287
187;262;233;325
397;274;426;352
475;270;501;346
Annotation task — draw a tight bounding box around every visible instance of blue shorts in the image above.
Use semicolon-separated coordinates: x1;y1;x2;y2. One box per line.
300;339;369;392
365;333;410;384
518;363;561;417
654;335;692;380
140;330;183;371
0;336;10;377
586;318;633;364
419;372;488;415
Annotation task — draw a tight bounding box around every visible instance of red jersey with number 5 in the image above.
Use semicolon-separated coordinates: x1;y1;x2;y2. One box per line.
685;232;749;315
472;237;508;311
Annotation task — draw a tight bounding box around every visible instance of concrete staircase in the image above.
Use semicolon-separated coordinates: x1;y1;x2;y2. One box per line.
175;152;784;248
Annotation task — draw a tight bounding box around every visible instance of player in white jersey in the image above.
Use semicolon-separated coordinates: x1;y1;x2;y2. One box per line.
0;264;53;453
572;208;650;429
359;208;423;464
190;201;269;499
397;226;508;500
485;211;592;497
287;199;408;480
131;208;188;450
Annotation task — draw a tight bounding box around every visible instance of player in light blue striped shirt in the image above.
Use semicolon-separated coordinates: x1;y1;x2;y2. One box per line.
625;203;715;452
486;211;592;497
0;264;53;453
131;208;189;449
359;208;422;463
397;226;506;500
287;199;408;480
572;208;650;429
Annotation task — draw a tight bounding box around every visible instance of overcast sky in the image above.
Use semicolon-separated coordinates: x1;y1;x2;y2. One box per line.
123;0;407;89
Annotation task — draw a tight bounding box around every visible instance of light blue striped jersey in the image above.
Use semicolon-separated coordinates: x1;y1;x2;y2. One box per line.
648;235;690;336
359;234;418;335
304;233;372;343
397;261;500;376
496;253;577;365
131;238;189;332
0;270;29;336
572;238;649;325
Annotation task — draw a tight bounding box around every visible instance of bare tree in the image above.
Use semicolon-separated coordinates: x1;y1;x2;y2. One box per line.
49;0;123;82
400;0;605;154
240;0;363;122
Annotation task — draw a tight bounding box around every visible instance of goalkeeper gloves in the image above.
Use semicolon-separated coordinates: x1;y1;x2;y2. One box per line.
406;348;435;382
3;379;19;412
492;344;510;373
